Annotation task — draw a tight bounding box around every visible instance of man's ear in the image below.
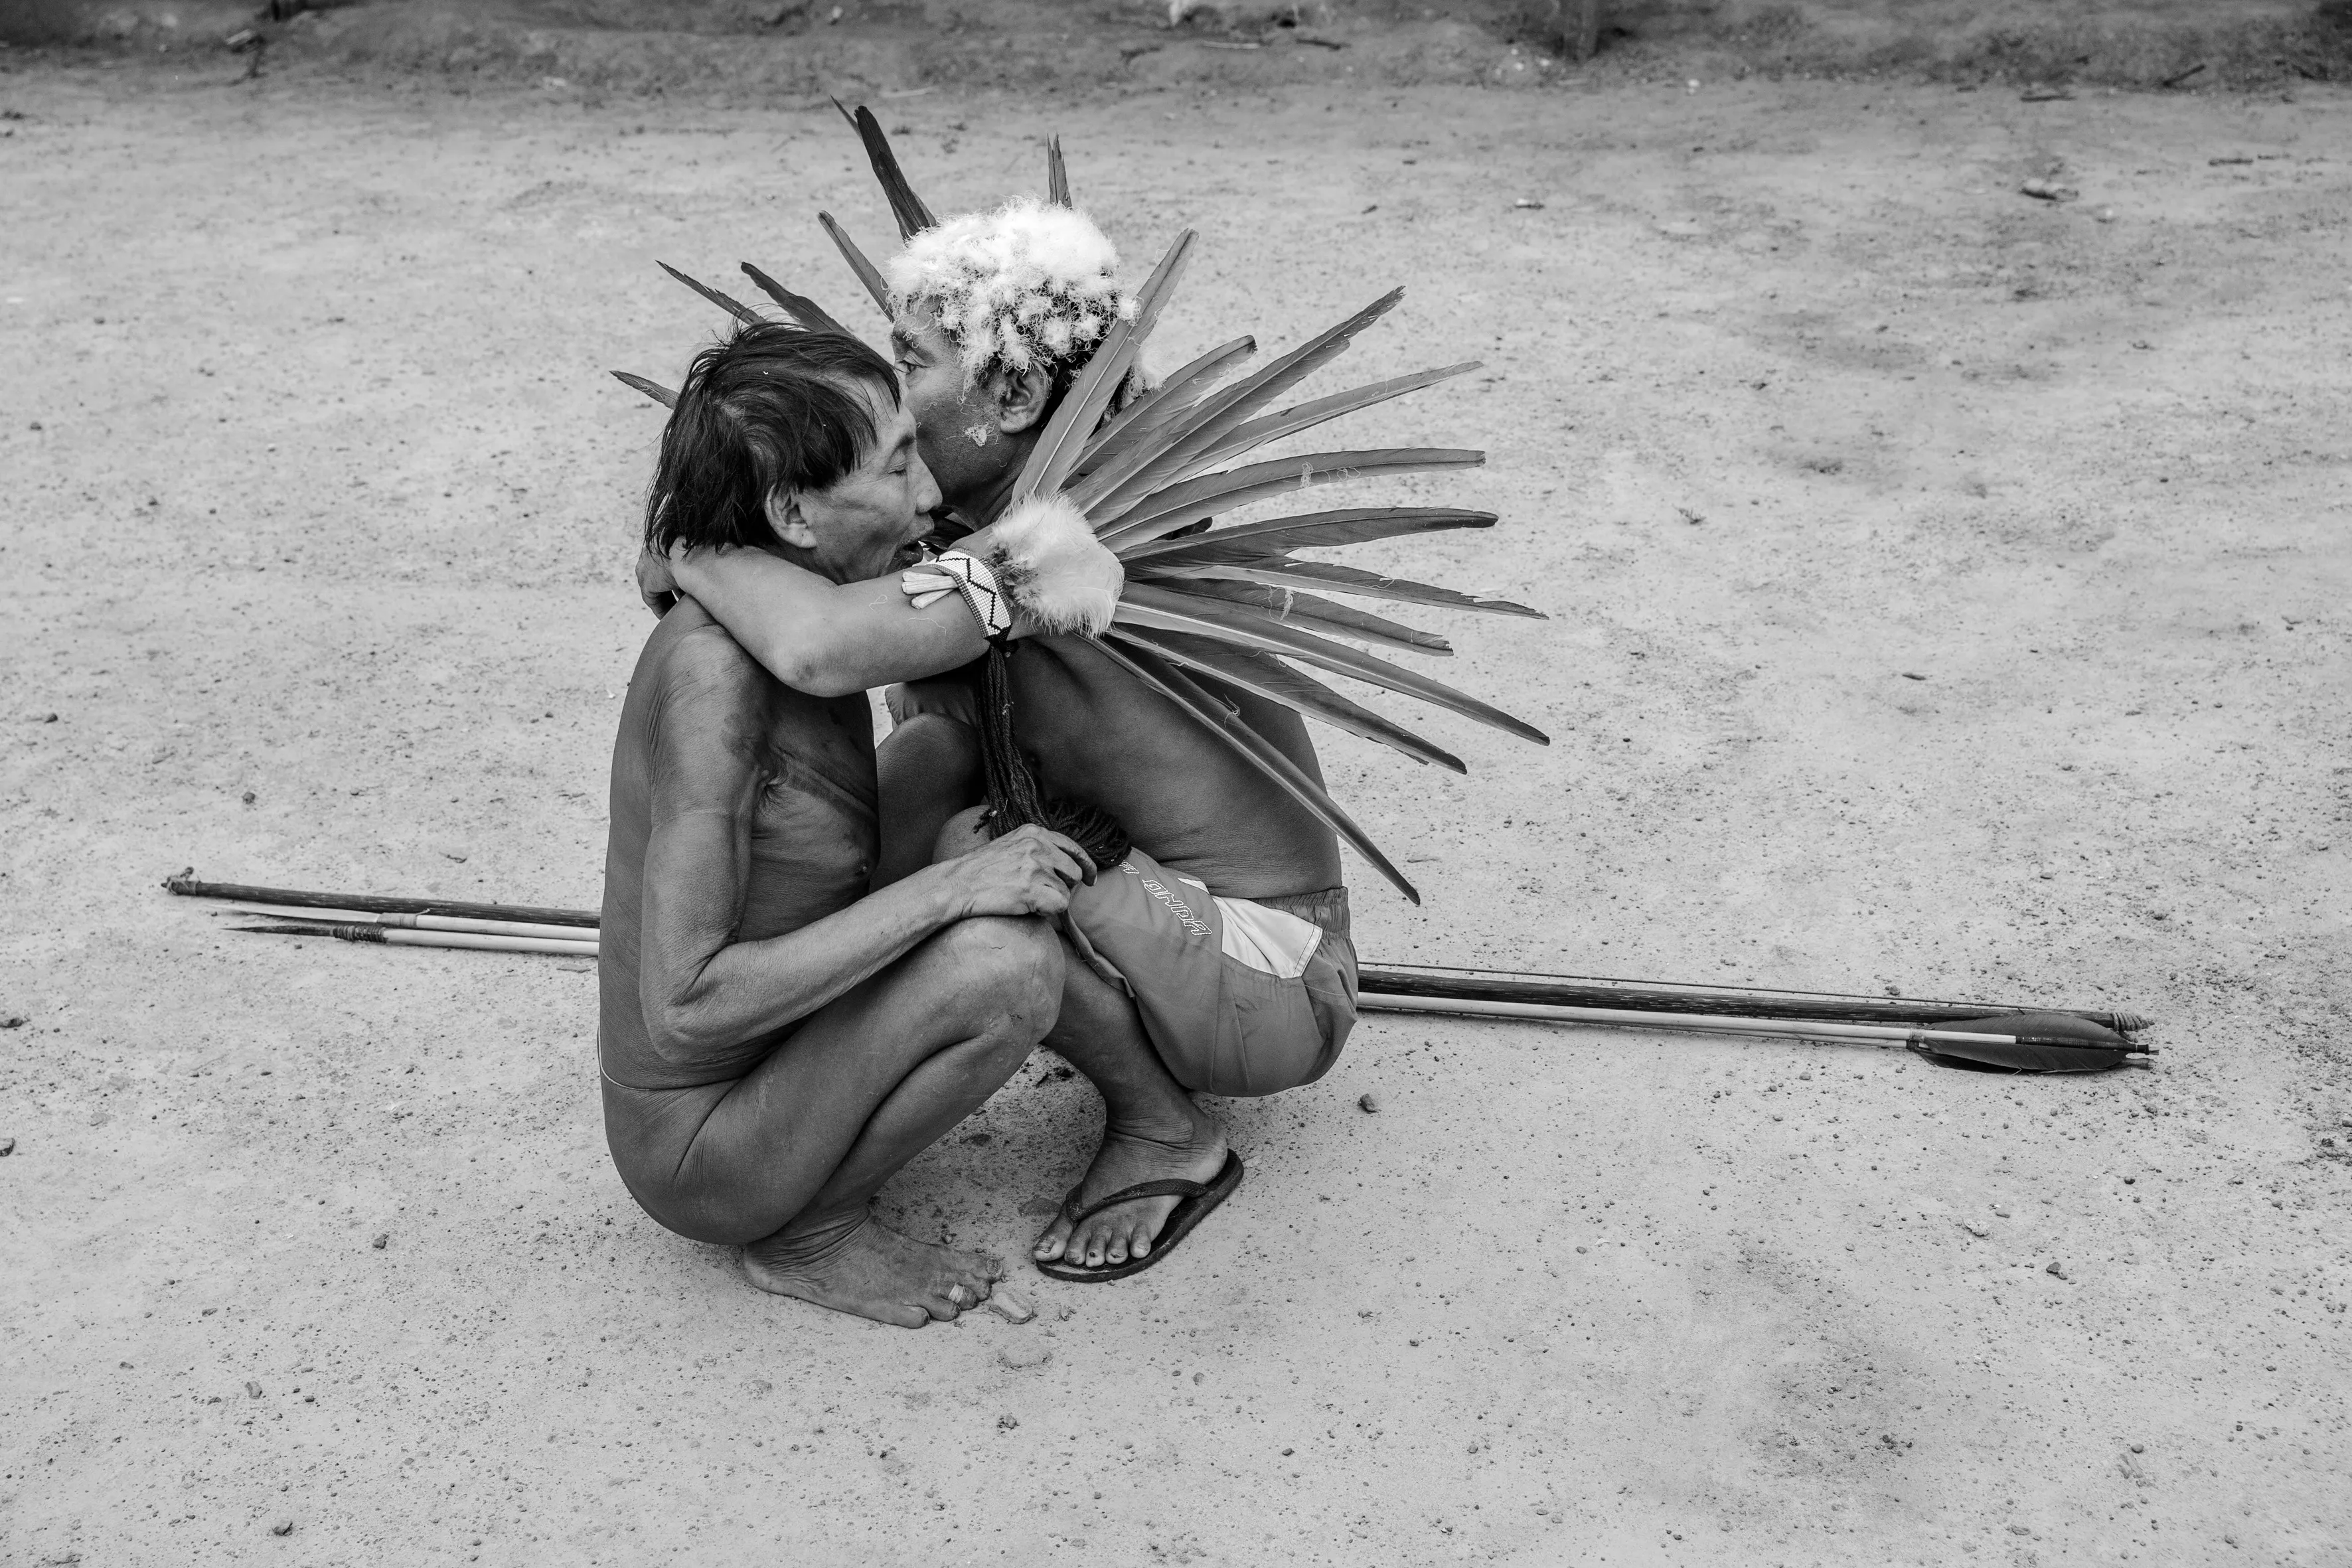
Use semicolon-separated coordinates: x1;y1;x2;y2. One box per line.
764;489;820;552
990;364;1056;437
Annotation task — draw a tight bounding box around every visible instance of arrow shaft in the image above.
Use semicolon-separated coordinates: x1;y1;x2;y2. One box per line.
1356;993;2025;1047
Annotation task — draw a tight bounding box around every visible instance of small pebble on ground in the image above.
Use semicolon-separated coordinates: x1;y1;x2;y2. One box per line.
986;1289;1036;1324
1358;1093;1379;1113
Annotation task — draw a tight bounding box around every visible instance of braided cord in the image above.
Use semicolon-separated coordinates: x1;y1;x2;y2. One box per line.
977;644;1131;870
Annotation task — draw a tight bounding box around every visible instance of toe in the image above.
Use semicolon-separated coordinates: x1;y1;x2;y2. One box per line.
886;1304;932;1329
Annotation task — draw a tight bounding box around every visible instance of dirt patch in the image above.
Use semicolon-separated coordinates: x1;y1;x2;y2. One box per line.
9;0;2351;92
3;55;2351;1568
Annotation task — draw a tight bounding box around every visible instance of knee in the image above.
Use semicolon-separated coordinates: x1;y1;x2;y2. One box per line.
931;803;995;864
882;712;978;781
927;915;1064;1043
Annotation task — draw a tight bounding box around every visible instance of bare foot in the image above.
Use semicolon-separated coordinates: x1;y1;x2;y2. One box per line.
1032;1107;1228;1273
743;1208;1000;1328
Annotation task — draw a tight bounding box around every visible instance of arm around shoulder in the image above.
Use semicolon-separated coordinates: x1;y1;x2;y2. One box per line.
670;546;990;698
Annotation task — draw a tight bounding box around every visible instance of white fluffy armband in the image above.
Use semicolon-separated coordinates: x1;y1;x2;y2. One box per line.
901;550;1014;641
902;497;1124;639
975;495;1124;637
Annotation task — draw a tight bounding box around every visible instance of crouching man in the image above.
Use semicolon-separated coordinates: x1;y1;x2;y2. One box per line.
599;322;1096;1328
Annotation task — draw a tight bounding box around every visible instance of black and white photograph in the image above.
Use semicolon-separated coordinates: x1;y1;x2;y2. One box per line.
2;0;2347;1560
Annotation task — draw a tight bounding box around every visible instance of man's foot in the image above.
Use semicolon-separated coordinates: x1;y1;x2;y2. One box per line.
743;1208;1000;1328
1032;1107;1228;1272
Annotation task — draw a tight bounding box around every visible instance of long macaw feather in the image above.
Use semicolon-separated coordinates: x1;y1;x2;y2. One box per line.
657;262;761;326
1150;558;1544;619
1004;230;1196;512
1121;507;1496;567
1069;289;1405;518
1116;584;1549;745
1096;448;1486;551
819;212;891;313
1091;635;1421;903
736;262;850;335
611;370;676;408
1144;576;1452;655
1047;135;1071;206
1117;626;1464;772
1173;361;1481;483
842;102;937;242
1073;335;1257;479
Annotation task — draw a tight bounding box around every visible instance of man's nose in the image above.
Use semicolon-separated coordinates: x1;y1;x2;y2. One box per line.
910;453;943;520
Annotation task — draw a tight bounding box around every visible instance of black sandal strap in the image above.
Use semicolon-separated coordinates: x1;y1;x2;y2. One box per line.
1060;1175;1215;1227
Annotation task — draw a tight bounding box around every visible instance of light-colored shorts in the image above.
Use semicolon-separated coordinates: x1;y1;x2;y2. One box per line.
1061;845;1357;1097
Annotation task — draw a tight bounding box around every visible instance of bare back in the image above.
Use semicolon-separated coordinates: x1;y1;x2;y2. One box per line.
1004;636;1342;902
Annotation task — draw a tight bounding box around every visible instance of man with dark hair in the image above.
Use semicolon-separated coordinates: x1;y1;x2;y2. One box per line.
659;207;1358;1283
601;321;1101;1327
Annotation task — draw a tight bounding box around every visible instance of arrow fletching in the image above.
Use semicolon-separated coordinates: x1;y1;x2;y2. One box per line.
1907;1012;2143;1073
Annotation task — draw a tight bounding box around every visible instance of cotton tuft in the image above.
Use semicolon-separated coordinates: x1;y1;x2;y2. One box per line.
886;198;1136;388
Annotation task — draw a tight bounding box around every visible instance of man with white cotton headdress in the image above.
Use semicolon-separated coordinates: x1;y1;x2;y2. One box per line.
882;196;1152;535
668;196;1358;1284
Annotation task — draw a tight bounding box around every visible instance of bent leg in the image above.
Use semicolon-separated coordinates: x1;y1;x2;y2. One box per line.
929;811;1227;1272
1030;954;1227;1272
653;914;1062;1326
874;713;979;888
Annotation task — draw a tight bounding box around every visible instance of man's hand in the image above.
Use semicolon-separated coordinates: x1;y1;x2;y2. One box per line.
930;823;1095;919
635;545;680;617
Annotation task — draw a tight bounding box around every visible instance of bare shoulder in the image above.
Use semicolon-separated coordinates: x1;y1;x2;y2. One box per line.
636;603;776;767
644;602;771;710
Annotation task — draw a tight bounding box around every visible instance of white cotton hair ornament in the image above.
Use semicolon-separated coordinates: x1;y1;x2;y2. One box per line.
884;197;1137;388
977;495;1125;637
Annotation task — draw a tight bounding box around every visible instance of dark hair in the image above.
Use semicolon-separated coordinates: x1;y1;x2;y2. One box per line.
643;323;900;556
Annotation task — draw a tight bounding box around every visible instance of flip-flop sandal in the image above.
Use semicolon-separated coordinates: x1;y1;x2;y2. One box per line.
1032;1150;1244;1283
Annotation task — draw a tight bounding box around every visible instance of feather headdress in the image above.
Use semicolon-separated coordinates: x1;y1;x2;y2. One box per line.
886;198;1134;388
612;108;1548;903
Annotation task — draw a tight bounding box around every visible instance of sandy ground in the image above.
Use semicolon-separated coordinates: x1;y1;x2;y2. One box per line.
3;60;2350;1567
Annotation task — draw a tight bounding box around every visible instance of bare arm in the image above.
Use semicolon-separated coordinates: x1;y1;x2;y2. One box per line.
636;639;1089;1071
668;546;990;698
